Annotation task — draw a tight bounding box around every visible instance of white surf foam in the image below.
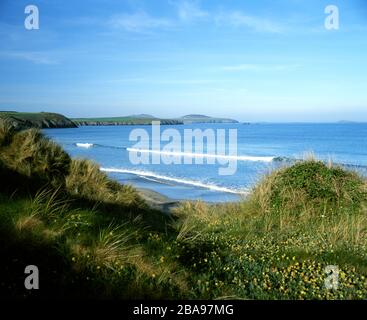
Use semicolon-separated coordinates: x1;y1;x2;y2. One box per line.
127;148;274;162
75;143;94;149
100;167;248;195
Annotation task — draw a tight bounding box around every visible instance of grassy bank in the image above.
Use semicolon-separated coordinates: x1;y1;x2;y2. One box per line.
0;120;366;299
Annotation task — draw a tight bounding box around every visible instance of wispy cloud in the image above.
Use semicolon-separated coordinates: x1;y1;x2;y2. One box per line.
215;11;284;33
107;1;209;33
174;2;282;33
175;1;209;22
108;12;173;32
66;2;284;35
0;51;58;65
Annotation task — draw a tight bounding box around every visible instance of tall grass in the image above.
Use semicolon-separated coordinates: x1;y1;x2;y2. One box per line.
0;123;70;188
0;120;14;147
92;223;140;270
0;121;145;208
66;158;145;208
28;188;70;220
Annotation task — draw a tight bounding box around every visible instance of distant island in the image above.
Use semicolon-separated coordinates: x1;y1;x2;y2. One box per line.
176;114;238;124
337;120;366;124
0;111;239;129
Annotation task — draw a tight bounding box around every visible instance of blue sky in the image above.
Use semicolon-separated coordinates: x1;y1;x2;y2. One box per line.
0;0;366;121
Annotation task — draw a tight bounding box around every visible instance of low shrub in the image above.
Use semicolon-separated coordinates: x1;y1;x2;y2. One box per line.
251;160;367;217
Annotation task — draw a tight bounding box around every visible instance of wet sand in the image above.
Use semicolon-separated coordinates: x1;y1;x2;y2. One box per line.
137;187;182;213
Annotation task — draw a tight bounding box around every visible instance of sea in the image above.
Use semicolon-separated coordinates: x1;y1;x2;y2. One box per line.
43;123;367;203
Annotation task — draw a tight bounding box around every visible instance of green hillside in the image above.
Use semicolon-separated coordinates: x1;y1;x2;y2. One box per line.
0;111;77;129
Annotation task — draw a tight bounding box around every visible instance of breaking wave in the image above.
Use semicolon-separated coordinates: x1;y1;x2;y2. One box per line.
126;148;275;162
100;167;249;195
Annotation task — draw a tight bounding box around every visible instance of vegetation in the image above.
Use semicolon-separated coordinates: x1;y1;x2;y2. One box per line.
0;126;70;189
0;120;366;299
172;162;367;299
0;111;77;129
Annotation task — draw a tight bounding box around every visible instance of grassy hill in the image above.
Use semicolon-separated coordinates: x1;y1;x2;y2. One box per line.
0;119;366;299
0;111;77;129
73;115;183;126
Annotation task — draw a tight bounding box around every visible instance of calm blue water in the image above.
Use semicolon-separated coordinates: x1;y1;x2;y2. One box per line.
43;123;367;202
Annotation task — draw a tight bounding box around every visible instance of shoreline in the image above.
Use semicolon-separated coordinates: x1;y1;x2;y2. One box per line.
135;185;244;213
136;187;182;213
